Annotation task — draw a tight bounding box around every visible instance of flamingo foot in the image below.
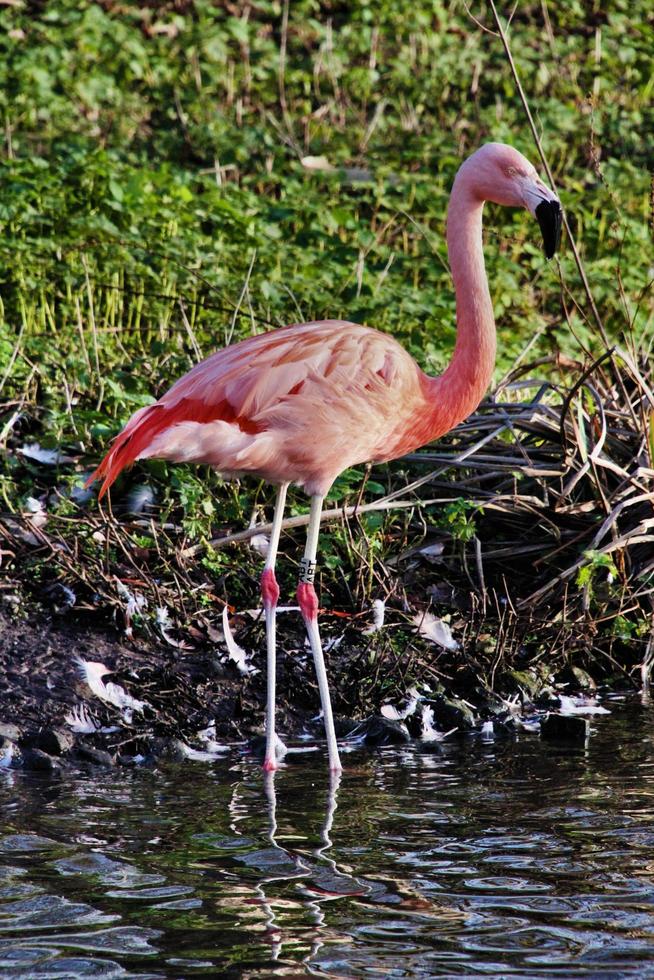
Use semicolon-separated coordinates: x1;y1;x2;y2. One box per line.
261;732;287;772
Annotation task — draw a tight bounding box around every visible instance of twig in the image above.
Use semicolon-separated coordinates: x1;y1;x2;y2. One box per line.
180;497;432;557
487;0;612;353
178;299;203;363
520;520;654;607
226;249;257;346
81;255;101;382
277;0;301;156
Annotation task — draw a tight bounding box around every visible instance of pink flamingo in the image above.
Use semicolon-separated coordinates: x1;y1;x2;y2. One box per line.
90;142;561;773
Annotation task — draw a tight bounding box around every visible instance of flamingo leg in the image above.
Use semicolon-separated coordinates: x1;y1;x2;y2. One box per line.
262;482;289;771
297;495;342;772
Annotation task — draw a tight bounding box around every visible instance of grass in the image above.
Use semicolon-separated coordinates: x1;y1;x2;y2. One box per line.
1;0;653;701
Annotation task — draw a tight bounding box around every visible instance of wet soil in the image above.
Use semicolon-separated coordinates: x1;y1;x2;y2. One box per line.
0;604;380;769
0;592;622;773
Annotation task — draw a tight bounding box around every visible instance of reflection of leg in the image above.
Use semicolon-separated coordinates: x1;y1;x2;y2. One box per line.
263;770;278;844
297;496;342;773
262;483;289;772
317;770;341;861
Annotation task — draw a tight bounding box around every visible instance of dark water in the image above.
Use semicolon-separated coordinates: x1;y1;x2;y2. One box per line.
1;697;654;978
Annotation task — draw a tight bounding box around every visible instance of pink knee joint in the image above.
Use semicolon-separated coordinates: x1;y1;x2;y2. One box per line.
297;582;319;622
261;568;280;610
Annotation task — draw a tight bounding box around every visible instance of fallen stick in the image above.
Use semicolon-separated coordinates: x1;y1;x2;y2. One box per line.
180;496;448;558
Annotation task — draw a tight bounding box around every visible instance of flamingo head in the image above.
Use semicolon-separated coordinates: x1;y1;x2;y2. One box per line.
459;142;562;258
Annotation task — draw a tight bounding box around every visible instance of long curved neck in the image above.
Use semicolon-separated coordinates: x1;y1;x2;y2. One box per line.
424;172;496;437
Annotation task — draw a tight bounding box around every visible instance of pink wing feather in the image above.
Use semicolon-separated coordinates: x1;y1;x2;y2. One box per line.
90;320;427;497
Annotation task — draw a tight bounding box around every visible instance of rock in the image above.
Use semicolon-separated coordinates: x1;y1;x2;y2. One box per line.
534;690;560;710
363;716;410;746
75;744;116;767
333;717;362;738
21;748;61;772
507;669;542;699
489;716;521;737
126;484;156;514
148;737;189;762
404;711;424;739
571;666;597;691
417;737;443;754
541;713;589;742
117;752;148;767
21;728;74;757
0;723;22;742
428;695;476;730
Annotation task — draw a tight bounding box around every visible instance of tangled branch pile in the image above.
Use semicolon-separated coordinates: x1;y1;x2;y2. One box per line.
397;345;654;681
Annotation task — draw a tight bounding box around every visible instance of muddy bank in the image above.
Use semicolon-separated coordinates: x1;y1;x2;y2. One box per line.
0;604;317;765
0;601;618;773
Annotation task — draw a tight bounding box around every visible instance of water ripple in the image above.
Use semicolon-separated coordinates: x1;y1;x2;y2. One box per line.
0;698;653;977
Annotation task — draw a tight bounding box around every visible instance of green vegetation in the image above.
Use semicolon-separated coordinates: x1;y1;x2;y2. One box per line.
0;1;652;692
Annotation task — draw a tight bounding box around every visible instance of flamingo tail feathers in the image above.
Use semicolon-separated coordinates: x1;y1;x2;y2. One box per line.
87;404;166;498
87;396;259;498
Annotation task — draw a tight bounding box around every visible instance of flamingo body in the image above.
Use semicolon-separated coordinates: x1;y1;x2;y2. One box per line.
91;143;562;772
92;319;449;498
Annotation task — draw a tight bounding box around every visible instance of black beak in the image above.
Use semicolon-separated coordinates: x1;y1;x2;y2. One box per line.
535;199;562;259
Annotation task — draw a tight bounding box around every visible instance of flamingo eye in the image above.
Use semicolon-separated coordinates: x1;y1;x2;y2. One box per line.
506;165;527;179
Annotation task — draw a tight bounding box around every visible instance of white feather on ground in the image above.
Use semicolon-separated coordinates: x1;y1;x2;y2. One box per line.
381;686;420;721
126;484;156;514
420;705;457;742
65;704;100;734
23;496;48;528
196;722;228;754
75;658;148;716
418;542;445;560
18;443;75;465
222;605;256;675
249;533;270;558
155;606;192;650
64;704;119;735
324;633;345;652
115;579;147;638
243;605;299;617
363;598;386;634
178;741;229;761
558;695;611;716
269;732;288;763
499;693;522;716
247;508;270;558
413;611;460;651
